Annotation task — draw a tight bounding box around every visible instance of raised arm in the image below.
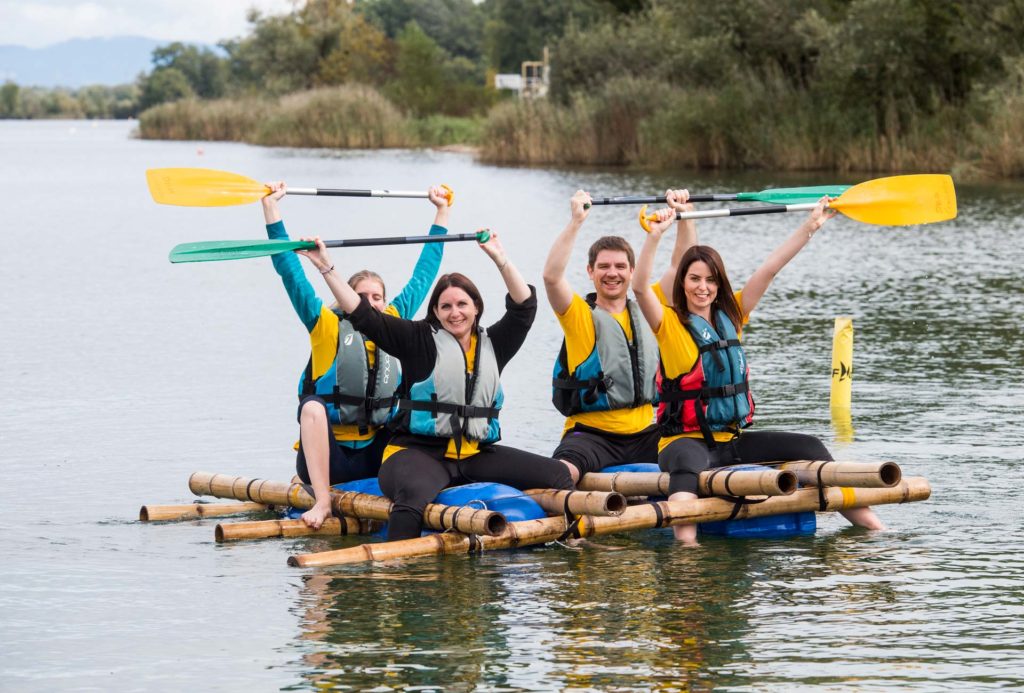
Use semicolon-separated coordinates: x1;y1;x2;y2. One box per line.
741;196;836;316
390;184;452;319
659;188;698;303
632;209;678;332
478;230;531;304
297;237;361;314
542;190;591;314
262;181;322;331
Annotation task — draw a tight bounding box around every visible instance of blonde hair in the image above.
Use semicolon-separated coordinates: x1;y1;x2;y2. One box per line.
347;270;386;299
328;270;386;311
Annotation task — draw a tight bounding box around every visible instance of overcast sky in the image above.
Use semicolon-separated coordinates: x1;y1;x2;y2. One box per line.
0;0;297;48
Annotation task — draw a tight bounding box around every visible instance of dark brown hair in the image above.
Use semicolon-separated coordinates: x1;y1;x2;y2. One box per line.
672;245;743;332
587;236;636;269
426;273;484;331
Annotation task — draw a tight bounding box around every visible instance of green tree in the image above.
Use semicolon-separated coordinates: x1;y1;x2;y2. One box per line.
386;21;446;115
358;0;485;61
0;81;19;117
139;68;195;110
482;0;608;73
151;42;228;98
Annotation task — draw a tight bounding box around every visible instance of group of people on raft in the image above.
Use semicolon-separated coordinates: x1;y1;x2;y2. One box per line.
260;180;885;545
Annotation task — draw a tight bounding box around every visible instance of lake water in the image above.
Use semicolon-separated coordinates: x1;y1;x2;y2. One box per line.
2;120;1022;691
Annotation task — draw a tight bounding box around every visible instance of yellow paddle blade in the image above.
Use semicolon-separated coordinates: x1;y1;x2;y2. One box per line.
832;174;957;226
146;168;269;207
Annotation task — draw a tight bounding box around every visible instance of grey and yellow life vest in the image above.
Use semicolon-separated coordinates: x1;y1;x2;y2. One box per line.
551;294;660;416
299;314;401;435
393;326;503;453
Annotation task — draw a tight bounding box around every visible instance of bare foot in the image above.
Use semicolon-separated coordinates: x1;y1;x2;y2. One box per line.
301;502;332;530
840;507;887;530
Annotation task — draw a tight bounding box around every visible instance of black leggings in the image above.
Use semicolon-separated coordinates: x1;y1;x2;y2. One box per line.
378;440;575;541
658;431;832;495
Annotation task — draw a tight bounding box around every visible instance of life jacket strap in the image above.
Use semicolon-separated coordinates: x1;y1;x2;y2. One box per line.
551;372;610;407
659;380;749;402
396;398;500;421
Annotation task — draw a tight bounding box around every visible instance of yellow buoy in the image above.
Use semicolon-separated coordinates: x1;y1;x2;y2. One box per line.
830;317;854;442
830;317;853;408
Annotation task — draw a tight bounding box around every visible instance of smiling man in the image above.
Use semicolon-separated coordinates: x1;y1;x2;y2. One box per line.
542;189;695;482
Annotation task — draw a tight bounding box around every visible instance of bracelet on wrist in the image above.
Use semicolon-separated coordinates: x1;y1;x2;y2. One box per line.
320;264;335;276
496;258;509;272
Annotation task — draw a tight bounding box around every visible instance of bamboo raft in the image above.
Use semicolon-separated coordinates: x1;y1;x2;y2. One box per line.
140;460;929;566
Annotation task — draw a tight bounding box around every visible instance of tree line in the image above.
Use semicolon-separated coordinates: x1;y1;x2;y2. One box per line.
4;0;1024;176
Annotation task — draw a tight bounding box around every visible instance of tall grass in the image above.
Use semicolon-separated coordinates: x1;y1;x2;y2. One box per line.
138;97;271;141
253;87;407;148
480;75;1020;178
138;85;476;149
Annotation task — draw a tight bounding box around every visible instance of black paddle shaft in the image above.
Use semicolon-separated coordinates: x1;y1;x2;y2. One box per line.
588;194;737;206
323;232;482;248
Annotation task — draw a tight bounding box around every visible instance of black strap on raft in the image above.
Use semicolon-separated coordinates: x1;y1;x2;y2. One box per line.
545;494;583;547
816;461;832;511
702;468;768;520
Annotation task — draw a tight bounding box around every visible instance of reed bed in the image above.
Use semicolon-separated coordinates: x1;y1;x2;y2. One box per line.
139;86;481;150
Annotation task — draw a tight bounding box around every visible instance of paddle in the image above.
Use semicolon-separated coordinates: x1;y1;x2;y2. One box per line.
169;230;491;263
638;174;956;230
146;167;454;207
585;184;850;208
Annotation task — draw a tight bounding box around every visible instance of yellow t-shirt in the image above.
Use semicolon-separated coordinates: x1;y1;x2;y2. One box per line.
382;333;482;462
651;285;749;452
556;293;655;436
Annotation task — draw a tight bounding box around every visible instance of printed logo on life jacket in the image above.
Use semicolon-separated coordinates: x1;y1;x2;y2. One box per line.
380;352;391;384
344;333;354;346
701;327;712;341
832;361;852;381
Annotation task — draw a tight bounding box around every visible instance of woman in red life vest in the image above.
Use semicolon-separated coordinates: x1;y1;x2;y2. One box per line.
633;194;885;545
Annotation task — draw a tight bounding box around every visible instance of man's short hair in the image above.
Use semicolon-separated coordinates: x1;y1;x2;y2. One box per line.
587;236;636;269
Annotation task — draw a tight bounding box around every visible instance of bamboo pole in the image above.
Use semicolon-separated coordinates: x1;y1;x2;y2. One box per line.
215;516;382;542
577;472;669;496
697;468;796;497
523;489;626;516
777;460;901;488
288;476;931;567
578;468;796;497
139;501;268;522
188;472;507;536
578;461;901;496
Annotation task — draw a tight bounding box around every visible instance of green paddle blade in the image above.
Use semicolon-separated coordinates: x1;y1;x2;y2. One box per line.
737;185;851;204
169;239;315;263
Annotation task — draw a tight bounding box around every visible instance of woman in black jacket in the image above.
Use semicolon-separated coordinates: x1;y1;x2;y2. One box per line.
298;231;575;540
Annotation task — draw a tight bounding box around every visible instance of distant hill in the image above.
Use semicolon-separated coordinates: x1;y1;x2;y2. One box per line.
0;36;202;88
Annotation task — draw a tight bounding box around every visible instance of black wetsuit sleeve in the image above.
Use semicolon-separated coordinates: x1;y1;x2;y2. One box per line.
347;295;437;383
485;285;538;372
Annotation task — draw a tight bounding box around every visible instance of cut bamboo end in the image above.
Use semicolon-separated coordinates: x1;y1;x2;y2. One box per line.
215;516;380;542
139;501;268;522
524;489;627;516
697;468;797;497
777;460;902;488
